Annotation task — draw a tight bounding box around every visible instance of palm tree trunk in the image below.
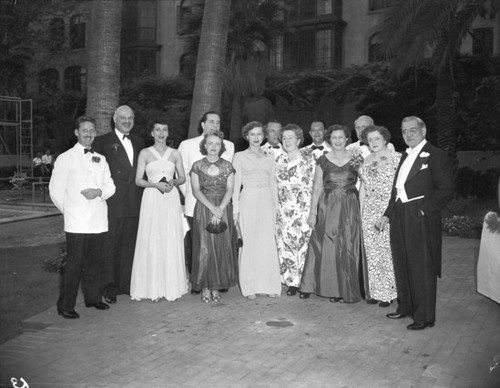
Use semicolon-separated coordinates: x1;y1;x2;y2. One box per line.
435;70;457;158
229;93;245;151
86;0;122;136
188;0;231;138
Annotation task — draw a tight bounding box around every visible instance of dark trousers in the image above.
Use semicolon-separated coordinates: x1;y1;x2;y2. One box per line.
390;200;437;324
184;216;194;274
58;232;105;311
101;216;139;296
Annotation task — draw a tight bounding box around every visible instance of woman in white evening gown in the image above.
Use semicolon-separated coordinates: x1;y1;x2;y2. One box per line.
130;119;188;302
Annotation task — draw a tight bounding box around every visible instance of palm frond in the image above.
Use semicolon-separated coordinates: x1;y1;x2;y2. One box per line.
380;0;467;75
432;0;488;71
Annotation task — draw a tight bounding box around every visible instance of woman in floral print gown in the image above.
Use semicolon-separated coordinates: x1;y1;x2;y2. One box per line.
359;125;400;307
275;124;316;296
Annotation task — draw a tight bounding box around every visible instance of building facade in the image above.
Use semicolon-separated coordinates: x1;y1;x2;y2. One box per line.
11;0;500;96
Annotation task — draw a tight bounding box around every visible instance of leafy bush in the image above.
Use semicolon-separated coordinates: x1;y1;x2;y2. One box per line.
442;215;482;239
41;248;66;274
455;167;500;199
120;76;192;147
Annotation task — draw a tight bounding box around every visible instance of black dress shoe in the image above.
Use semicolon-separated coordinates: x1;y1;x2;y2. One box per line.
85;302;110;310
386;312;407;319
366;298;378;304
191;289;201;295
379;301;391;307
286;286;298;296
219;289;228;293
407;321;434;330
104;295;116;304
330;297;343;303
299;292;310;299
58;309;80;319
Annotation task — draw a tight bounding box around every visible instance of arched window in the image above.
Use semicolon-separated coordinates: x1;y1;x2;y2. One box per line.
49;18;65;51
70;15;85;49
179;53;196;79
368;33;383;62
64;66;87;92
39;69;59;93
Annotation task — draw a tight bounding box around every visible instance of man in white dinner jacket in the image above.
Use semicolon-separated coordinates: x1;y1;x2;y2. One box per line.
50;116;116;319
178;111;234;278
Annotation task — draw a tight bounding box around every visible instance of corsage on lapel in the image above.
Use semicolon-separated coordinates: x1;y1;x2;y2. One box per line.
419;151;430;158
92;156;101;163
111;143;120;152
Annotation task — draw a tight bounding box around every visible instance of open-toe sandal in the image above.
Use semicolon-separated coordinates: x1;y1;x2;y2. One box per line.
201;291;211;303
211;291;221;303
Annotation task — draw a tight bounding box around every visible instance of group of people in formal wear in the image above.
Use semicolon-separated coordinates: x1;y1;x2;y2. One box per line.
49;105;454;331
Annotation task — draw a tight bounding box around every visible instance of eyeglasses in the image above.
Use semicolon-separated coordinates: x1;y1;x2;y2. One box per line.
401;128;421;135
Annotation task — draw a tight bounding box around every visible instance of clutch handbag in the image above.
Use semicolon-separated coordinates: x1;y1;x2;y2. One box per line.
206;220;227;234
158;176;168;194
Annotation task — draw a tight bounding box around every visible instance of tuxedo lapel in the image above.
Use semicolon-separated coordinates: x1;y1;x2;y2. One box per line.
131;137;142;168
108;132;133;170
406;143;431;183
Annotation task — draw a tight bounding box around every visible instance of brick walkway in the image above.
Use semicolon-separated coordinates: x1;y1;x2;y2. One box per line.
0;229;499;386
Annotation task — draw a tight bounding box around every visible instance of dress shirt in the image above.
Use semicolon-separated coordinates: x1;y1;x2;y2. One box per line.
303;141;331;160
115;128;134;165
395;139;427;203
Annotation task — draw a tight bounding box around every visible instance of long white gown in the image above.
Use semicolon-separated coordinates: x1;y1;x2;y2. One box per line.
477;211;500;303
130;147;188;301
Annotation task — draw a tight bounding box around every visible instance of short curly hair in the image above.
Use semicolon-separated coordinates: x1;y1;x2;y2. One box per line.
325;124;350;145
280;124;304;147
75;115;96;128
361;125;391;144
199;130;226;156
242;121;264;139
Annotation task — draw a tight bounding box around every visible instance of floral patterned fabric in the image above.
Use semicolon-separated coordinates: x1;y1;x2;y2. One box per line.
359;151;401;302
275;149;316;287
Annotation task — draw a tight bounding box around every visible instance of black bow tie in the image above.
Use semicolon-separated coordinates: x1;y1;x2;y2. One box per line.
84;148;94;154
311;145;324;151
122;134;131;140
359;142;366;146
271;145;280;149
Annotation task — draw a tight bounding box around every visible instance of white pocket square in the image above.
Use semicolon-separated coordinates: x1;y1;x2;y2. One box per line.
420;164;428;170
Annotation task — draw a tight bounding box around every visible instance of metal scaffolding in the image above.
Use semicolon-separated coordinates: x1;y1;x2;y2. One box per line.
0;96;33;175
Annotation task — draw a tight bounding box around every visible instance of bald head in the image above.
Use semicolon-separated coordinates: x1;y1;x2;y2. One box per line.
354;115;374;139
113;105;135;135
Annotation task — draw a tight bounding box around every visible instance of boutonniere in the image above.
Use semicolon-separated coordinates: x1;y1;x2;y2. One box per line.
419;151;430;158
349;148;364;168
111;143;120;152
92;156;101;163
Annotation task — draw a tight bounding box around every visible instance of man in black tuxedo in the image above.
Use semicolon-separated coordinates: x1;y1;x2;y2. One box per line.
93;105;145;303
376;116;454;330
